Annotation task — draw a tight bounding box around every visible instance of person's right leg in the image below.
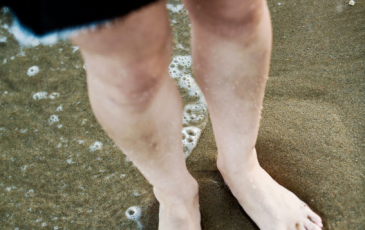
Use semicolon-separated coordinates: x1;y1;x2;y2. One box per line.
70;1;200;229
183;0;323;229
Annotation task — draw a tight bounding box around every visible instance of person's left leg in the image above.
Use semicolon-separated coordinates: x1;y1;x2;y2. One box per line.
183;0;323;229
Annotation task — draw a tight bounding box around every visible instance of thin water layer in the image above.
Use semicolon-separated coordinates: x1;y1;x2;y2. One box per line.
1;0;365;230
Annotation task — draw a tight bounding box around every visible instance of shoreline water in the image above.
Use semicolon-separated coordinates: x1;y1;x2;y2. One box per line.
1;1;364;229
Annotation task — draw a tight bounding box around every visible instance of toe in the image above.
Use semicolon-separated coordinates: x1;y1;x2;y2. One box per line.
304;219;322;230
306;208;323;228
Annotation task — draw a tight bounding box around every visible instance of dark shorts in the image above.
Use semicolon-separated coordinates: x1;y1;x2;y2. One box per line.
1;0;158;45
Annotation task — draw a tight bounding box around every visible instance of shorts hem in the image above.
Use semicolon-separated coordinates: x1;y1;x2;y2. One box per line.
9;12;115;47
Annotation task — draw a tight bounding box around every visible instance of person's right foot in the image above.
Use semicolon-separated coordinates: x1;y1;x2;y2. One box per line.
154;179;201;230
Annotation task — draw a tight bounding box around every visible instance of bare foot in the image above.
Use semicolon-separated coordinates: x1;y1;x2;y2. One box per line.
219;148;323;230
154;179;201;230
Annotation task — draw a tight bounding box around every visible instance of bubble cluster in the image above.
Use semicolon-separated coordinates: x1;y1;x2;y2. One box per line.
168;56;209;159
25;189;34;197
183;104;207;129
48;115;60;125
33;92;48;100
125;206;143;229
182;127;202;158
49;92;60;99
32;92;60;100
169;56;192;78
166;4;185;13
178;74;206;98
27;66;39;76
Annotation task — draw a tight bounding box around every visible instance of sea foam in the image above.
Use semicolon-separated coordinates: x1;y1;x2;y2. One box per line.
169;56;208;158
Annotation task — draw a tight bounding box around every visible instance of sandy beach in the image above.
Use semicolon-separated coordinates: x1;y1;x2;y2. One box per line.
0;0;364;229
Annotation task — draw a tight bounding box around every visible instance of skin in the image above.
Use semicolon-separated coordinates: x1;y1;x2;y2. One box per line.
71;0;323;229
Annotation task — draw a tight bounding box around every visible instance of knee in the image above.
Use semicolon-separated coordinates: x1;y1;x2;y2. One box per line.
70;3;173;111
183;0;266;37
87;55;170;111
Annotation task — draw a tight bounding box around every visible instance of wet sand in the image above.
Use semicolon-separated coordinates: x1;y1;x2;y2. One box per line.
1;0;364;229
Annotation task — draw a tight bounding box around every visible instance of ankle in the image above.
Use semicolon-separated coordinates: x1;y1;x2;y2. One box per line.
217;148;260;177
153;176;199;204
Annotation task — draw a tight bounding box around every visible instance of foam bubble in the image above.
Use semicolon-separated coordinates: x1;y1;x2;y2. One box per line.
166;4;185;13
178;74;205;98
183;104;208;129
56;105;63;111
125;206;142;221
125;206;143;229
89;141;103;152
25;189;34;197
33;92;48;100
49;92;60;99
20;128;28;133
49;115;59;125
182;127;202;158
169;55;192;79
21;165;28;172
72;46;80;53
32;92;60;100
133;191;141;197
27;66;39;76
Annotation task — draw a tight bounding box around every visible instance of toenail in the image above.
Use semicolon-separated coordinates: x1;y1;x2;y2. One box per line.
295;223;300;230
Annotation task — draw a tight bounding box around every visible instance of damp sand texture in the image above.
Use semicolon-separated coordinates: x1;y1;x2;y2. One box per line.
1;0;364;230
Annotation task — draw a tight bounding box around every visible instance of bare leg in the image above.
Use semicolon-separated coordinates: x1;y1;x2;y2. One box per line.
183;0;323;229
70;1;200;229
